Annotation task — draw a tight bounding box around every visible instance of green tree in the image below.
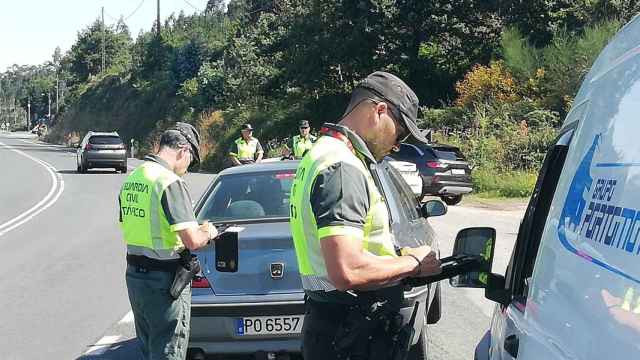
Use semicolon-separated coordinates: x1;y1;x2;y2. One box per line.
64;19;132;85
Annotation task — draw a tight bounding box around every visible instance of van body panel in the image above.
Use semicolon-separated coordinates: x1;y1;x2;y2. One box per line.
486;14;640;360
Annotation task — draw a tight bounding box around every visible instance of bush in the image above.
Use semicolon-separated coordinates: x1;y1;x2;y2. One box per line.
454;61;519;108
473;168;537;198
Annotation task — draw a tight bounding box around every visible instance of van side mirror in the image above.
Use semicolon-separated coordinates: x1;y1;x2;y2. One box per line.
420;200;447;218
449;227;496;288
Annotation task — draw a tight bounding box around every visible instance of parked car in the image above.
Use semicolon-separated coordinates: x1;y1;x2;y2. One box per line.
76;131;127;173
390;142;472;205
188;160;446;359
386;158;423;198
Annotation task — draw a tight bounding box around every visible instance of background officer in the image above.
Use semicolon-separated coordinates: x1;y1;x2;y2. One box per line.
283;120;317;159
119;122;218;360
289;72;441;360
228;123;264;166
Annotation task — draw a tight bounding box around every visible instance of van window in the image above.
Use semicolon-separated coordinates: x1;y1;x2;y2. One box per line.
506;127;575;305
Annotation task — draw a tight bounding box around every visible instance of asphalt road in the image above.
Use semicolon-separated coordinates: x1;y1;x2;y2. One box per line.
0;131;525;359
0;132;214;360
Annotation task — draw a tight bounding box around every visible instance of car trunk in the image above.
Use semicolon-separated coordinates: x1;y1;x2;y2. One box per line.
431;146;471;177
198;222;303;296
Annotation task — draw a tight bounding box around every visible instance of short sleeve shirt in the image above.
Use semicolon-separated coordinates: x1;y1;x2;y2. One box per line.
309;161;370;232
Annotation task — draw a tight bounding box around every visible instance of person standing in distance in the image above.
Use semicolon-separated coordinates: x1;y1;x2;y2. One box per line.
119;122;219;360
289;71;441;360
228;123;264;166
283;120;317;159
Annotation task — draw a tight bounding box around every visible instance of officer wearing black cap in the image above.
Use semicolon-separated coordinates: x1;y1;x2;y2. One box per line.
229;123;264;166
284;120;317;159
119;122;219;360
289;72;441;360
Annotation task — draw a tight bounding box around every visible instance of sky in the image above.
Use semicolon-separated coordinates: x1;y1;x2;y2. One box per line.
0;0;219;72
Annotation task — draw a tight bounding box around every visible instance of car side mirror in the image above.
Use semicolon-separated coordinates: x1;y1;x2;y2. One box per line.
449;227;496;288
420;200;447;218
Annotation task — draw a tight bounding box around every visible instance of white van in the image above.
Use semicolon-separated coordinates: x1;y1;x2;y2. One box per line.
446;14;640;360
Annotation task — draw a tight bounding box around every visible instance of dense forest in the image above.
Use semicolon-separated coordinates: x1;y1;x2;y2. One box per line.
1;0;639;196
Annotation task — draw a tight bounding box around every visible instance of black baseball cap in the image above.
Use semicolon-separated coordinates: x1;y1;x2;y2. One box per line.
241;123;254;131
299;120;310;128
172;122;201;168
356;71;427;143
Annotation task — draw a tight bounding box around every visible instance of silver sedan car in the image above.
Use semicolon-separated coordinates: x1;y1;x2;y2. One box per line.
189;160;444;360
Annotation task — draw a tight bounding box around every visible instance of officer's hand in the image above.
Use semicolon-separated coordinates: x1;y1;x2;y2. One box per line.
404;245;442;277
200;221;219;241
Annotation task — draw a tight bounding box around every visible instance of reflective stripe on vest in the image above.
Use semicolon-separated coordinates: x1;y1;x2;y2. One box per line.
232;137;259;160
119;161;185;260
289;135;396;291
292;135;316;158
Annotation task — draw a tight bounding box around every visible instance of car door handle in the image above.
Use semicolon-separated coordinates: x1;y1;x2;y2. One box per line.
504;334;519;358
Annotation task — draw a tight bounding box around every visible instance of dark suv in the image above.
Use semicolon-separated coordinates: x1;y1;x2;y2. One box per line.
76;131;128;173
390;143;472;205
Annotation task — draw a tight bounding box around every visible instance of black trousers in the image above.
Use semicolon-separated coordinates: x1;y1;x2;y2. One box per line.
302;298;369;360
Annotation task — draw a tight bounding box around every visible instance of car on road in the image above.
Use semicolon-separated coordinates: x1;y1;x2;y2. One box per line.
188;160;446;359
390;142;473;205
386;158;423;199
76;131;127;173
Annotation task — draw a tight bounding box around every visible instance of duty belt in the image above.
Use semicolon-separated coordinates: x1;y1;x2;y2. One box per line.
126;254;181;272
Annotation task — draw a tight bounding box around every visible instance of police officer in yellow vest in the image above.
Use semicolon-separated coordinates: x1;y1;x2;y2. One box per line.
284;120;317;159
119;123;219;360
229;123;264;166
289;72;442;360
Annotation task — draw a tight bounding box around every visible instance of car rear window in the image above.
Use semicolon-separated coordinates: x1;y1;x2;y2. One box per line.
432;146;466;161
89;135;123;145
197;170;296;222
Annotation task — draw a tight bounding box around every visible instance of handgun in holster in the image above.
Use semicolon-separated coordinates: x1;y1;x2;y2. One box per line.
169;250;201;299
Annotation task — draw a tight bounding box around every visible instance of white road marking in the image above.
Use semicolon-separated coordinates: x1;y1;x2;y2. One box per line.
83;335;124;356
119;310;134;324
0;140;65;237
82;311;134;356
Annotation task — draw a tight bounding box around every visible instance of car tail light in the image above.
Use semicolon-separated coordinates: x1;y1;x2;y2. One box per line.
426;161;444;169
85;143;92;150
191;276;211;289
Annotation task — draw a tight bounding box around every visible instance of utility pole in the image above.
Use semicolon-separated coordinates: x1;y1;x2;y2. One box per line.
56;73;59;114
48;92;51;121
102;6;106;73
27;98;31;129
156;0;161;37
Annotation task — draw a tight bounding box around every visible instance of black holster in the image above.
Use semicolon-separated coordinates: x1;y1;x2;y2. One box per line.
168;250;201;299
332;297;417;360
